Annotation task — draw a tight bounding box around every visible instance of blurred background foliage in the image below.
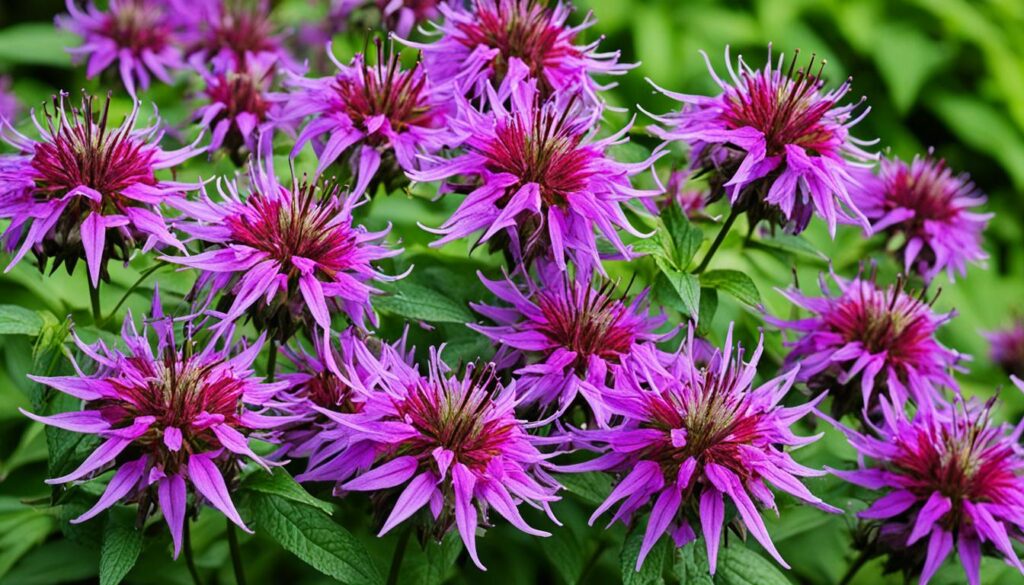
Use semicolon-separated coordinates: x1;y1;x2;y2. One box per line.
0;0;1021;584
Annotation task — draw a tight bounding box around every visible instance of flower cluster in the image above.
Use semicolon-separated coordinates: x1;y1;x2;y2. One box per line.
8;1;1011;583
828;397;1024;585
21;295;285;557
768;271;962;419
0;92;200;285
563;328;837;571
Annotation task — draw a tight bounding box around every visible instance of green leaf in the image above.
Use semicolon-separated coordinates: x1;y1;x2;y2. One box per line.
0;305;45;336
871;24;950;114
0;24;77;68
656;264;701;318
673;540;713;585
239;467;333;515
402;531;463;585
697;287;718;336
552;472;613;507
0;540;98;585
0;504;54;579
99;508;143;585
374;281;474;324
662;205;704;270
542;525;586;585
619;529;667;585
715;544;792;585
700;270;761;308
247;493;383;585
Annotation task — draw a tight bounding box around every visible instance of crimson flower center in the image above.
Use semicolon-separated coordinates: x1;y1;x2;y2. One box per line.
206;72;270;121
224;187;358;276
102;2;171;53
535;285;636;369
827;290;929;356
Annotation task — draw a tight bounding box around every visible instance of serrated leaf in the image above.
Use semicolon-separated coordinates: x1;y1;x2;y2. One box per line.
552;472;613;507
620;529;667;585
715;544;792;585
374;281;474;324
239;467;333;515
0;305;45;336
656;262;700;318
700;270;760;308
402;531;463;585
99;508;142;585
248;493;382;585
662;205;704;269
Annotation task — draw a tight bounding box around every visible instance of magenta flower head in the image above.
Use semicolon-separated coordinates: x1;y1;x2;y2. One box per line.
829;395;1024;585
312;347;560;570
561;326;838;572
987;317;1024;378
0;92;200;286
852;153;991;283
378;0;445;37
412;85;658;272
470;263;668;425
173;0;293;72
280;40;450;195
165;153;403;344
408;0;631;105
768;270;963;418
194;52;278;165
58;0;184;98
20;292;286;558
648;46;874;235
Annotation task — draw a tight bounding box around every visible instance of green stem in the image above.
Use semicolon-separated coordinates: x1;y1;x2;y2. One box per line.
693;208;741;274
386;524;413;585
103;262;168;325
266;339;278;383
838;549;870;585
183;519;203;585
88;279;102;325
226;520;248;585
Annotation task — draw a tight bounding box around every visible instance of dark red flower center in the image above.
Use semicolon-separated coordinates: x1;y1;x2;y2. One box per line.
195;2;278;65
332;45;435;143
455;0;579;91
224;182;359;277
479;103;593;209
102;0;172;53
305;371;359;412
826;283;933;357
883;159;970;227
534;279;637;371
722;53;837;157
205;70;270;122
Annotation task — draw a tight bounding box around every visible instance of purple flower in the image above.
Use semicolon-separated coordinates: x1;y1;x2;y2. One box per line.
987;317;1024;378
561;326;838;572
279;40;451;195
412;85;657;272
312;347;561;570
0;76;20;123
852;154;991;283
20;293;286;557
377;0;446;37
164;153;402;344
172;0;294;73
470;264;667;425
829;395;1024;585
194;52;278;164
58;0;184;98
407;0;631;105
647;46;874;235
768;271;962;417
0;92;200;286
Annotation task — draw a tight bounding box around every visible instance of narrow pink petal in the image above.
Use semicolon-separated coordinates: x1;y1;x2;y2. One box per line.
80;211;106;287
907;492;951;545
700;488;725;574
453;463;484;570
159;474;187;559
187;452;251;533
342;456;419;492
637;487;681;570
72;457;147;523
378;472;437;536
919;529;952;585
